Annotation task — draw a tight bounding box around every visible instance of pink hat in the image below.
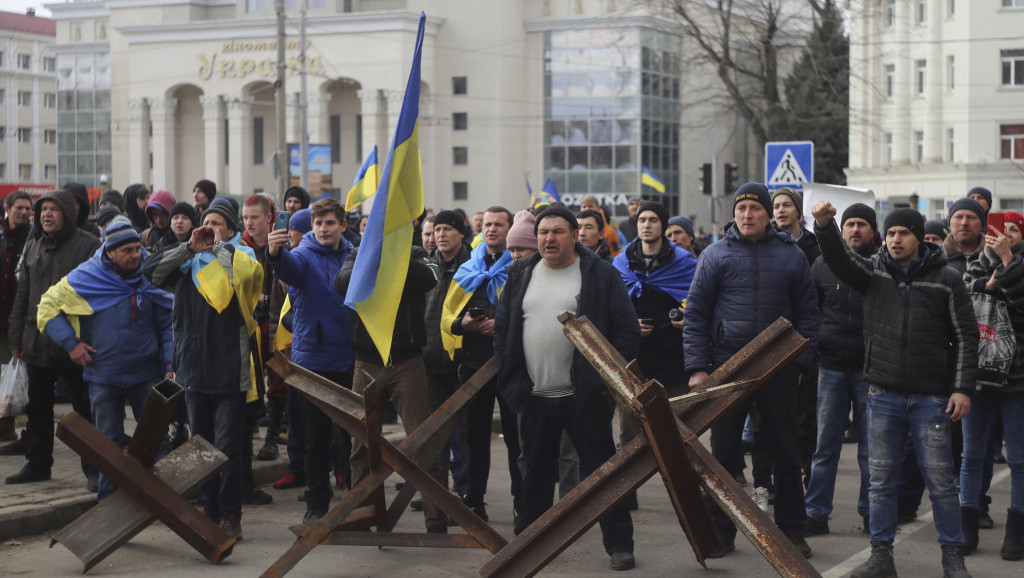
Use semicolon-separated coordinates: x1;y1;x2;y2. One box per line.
506;209;537;250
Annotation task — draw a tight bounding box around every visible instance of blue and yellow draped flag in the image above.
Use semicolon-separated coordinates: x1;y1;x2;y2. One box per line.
641;166;666;193
542;178;562;202
344;12;426;364
525;174;533;196
345;145;380;212
440;243;512;359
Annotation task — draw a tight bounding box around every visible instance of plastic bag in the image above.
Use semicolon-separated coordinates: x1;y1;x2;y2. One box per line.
972;292;1016;388
0;358;29;417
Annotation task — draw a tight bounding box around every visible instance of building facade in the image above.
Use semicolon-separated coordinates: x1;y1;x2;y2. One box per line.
0;9;58;189
847;0;1024;218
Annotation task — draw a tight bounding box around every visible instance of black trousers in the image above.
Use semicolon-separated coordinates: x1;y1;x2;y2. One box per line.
25;362;93;475
517;394;634;555
457;363;522;510
303;370;352;513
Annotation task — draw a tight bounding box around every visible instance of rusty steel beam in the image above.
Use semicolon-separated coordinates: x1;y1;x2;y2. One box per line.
55;413;235;565
268;352;367;437
50;436;228;573
668;378;757;411
125;380;183;468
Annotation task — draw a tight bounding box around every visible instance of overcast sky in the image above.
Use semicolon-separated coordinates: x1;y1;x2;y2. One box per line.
4;0;54;18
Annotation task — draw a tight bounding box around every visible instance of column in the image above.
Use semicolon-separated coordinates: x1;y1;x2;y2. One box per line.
385;89;405;146
923;0;943;164
149;96;177;191
227;98;253;196
357;88;387;158
200;95;225;187
307;90;332;147
289;92;302;144
126;98;150;185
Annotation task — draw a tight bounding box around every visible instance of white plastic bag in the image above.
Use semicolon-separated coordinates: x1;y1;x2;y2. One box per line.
0;358;29;417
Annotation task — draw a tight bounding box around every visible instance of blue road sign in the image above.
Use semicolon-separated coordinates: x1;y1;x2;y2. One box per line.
765;141;813;191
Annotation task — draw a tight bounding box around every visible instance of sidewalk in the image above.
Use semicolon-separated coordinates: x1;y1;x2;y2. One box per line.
0;403;408;541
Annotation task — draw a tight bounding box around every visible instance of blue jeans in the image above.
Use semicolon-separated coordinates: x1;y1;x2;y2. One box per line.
89;379;166;501
961;391;1024;511
186;390;246;518
867;385;962;547
805;368;869;520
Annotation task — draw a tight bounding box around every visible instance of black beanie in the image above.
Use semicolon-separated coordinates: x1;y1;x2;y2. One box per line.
170;201;198;227
193;179;217;201
534;203;579;234
733;182;772;215
636;201;670;231
284;186;310;209
433;210;467;237
202;202;239;234
841;203;877;232
924;219;948;241
100;189;125;211
967;187;992;210
883;208;925;242
95;205;122;228
947;197;987;231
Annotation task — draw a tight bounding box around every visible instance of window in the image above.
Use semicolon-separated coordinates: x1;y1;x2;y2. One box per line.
247;0;266;13
43;56;55;72
452;76;467;95
330;114;341;163
1004;0;1024;7
915;130;924;162
0;89;4;104
947;128;955;161
17;128;31;144
253;117;264;164
45;164;56;180
44;92;56;109
17;90;32;107
453;112;468;130
44;129;56;144
886;0;895;26
453;146;468;165
884;133;893;164
453;181;468;201
917;0;927;23
915;60;926;94
0;126;4;142
884;64;895;98
19;164;31;180
17;54;30;70
1001;50;1024;87
947;55;955;90
1002;125;1024;160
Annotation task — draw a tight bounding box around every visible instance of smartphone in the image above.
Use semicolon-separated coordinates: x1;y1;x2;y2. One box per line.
275;210;290;231
988;212;1005;235
467;307;486;318
639;318;655;325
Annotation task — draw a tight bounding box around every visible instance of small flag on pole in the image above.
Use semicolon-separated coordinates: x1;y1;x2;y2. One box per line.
542;178;562;202
344;146;379;211
641;166;666;193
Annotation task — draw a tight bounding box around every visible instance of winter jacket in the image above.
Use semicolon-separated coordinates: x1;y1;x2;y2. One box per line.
9;190;101;368
816;219;978;395
943;233;982;277
965;244;1024;394
423;243;472;376
445;247;510;369
683;222;818;373
812;244;877;372
333;246;437;366
494;244;641;414
269;231;355;373
0;217;29;336
796;227;821;266
64;182;102;238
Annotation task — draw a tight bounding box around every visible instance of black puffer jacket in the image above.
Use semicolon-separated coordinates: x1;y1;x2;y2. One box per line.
816;220;978;395
423;243;472;375
812;244;877;372
796;227;821;266
965;245;1024;394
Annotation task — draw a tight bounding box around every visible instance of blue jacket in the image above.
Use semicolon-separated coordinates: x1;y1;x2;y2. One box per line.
46;254;173;388
269;231;355;373
683;221;818;372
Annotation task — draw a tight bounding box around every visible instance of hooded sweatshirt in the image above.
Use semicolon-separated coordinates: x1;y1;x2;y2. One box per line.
142;189;178;252
63;182;102;238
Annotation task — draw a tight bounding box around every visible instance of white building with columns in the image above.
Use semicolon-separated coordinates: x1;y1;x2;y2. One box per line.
847;0;1024;219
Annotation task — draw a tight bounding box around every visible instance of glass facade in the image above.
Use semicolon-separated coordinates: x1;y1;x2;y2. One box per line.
57;52;112;189
544;27;681;215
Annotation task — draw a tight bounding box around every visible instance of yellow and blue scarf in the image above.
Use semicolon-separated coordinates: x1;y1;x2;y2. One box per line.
440;243;511;360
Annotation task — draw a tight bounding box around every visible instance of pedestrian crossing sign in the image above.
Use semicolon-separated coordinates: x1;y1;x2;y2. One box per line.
765;141;813;191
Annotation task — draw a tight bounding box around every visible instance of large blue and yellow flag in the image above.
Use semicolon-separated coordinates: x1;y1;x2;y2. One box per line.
345;145;380;212
642;166;666;193
344;12;426;363
440;243;512;360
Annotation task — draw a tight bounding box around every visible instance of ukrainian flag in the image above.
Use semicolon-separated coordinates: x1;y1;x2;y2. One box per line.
344;12;426;363
543;178;562;202
642;166;666;194
345;145;380;212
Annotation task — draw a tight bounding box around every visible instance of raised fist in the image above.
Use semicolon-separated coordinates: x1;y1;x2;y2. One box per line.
811;201;837;228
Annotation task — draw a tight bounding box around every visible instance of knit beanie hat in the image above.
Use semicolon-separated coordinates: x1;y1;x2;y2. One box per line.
841;203;878;232
1005;212;1024;234
534;203;579;233
771;187;803;217
883;208;925;242
104;216;141;252
947;197;987;231
193;179;217;201
506;209;537;250
636;201;670;231
95;205;122;229
203;201;239;234
924;219;948;241
284;186;310;209
210;196;239;215
968;186;992;210
433;210;467;237
170;202;198;226
289;208;312;234
668;216;694;237
99;189;125;211
733;182;772;214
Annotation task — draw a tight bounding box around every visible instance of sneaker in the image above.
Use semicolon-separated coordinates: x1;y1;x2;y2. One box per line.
273;472;305;490
805;516;830;536
410;498;423;511
752;487;770;512
244;487;273;505
609;551;635;571
335;473;346;490
850;542;897;578
303;510;325;523
941;545;971;578
735;471;748;487
790;536;812;559
5;464;51;484
220;512;242;540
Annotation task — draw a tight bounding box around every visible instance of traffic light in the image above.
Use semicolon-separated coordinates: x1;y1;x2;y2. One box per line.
699;163;712;195
724;162;739;195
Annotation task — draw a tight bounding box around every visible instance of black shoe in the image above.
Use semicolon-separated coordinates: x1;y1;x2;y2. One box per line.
609;551;635;571
220;512;242;540
707;541;735;558
0;437;30;456
256;440;279;461
979;502;995;530
735;471;748;487
469;502;488;522
805;516;830;536
1002;507;1024;561
410;498;423;511
994;449;1007;464
851;542;897;578
961;506;979;554
303;510;325;523
86;471;99;493
5;464;50;484
790;536;812;559
941;545;972;578
427;525;447;534
244;487;273;505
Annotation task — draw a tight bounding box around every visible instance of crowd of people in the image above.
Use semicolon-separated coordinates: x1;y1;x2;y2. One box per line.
0;178;1020;577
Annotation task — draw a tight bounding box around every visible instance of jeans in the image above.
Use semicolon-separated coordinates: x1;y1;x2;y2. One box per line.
89;379;167;501
186;390;246;518
961;391;1024;511
866;385;962;547
25;363;93;475
805;368;869;520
